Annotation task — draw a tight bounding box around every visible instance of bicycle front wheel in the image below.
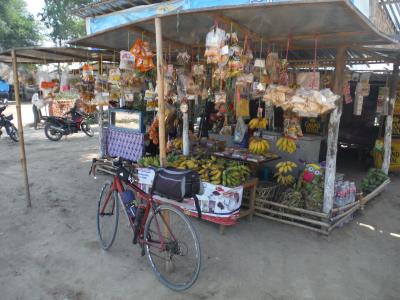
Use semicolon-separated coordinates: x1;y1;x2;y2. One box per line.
144;205;201;291
97;182;119;250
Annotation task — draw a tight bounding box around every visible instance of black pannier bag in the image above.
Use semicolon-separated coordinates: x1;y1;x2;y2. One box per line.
151;168;202;218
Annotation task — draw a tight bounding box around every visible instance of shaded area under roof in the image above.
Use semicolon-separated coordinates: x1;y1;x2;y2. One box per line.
0;47;117;64
69;0;398;61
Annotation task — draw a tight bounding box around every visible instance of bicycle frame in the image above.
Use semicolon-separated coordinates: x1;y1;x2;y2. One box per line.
100;174;177;251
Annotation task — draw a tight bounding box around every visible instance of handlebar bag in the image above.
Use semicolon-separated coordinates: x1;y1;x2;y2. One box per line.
152;168;200;202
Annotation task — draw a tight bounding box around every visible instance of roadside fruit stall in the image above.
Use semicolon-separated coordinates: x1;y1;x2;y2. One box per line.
62;0;400;233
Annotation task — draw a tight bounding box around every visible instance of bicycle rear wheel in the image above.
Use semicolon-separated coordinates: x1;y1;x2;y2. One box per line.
144;205;201;291
97;182;119;250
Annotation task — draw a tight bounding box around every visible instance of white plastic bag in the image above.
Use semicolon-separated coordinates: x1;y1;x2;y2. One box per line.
234;117;247;143
120;50;135;70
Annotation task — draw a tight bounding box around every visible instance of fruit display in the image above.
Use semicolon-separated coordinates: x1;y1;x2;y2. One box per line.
249;117;268;130
275;161;297;173
274;161;297;186
276;137;297;153
222;163;251;187
275;174;295;186
138;155;160;167
139;154;250;187
172;138;183;150
361;168;389;195
249;138;270;154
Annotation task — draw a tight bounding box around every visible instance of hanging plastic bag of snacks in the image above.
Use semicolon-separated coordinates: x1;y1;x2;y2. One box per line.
266;52;280;83
108;68;121;85
215;91;227;103
82;63;94;82
204;26;226;64
296;72;320;90
120;50;135;70
176;51;190;65
283;112;303;139
95;74;109;93
236;98;250;118
191;64;205;77
129;39;155;72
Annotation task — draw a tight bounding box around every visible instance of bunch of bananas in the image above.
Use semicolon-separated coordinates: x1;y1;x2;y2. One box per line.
275;161;297;173
249;117;268;130
140;154;251;187
249;138;270;154
199;165;224;185
275;174;295;186
276;137;297;154
172;138;183;150
138;156;160;167
222;164;251;187
174;158;199;170
275;160;297;186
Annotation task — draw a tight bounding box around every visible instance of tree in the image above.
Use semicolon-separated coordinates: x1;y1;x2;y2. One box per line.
0;0;42;50
40;0;92;46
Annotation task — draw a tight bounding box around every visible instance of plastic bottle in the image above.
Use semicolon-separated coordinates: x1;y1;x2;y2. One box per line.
121;190;136;220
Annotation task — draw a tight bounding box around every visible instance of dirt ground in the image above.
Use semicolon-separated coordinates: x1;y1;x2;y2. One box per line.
0;104;399;300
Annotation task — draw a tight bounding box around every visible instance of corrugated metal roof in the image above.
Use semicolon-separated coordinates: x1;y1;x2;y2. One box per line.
68;0;399;65
0;47;116;64
380;0;400;33
71;0;167;18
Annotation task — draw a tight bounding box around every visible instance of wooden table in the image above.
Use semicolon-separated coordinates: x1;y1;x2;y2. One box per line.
218;177;258;235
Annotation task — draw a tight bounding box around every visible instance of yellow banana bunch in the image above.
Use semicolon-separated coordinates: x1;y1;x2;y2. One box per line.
173;138;183;150
249;118;268;130
249;138;270;154
275;174;295;186
177;159;198;170
276;137;297;154
275;161;297;174
222;164;251;187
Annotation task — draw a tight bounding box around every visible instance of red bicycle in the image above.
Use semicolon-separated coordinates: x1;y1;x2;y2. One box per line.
90;158;201;291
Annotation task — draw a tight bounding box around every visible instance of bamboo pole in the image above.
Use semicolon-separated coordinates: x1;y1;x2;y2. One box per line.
155;17;166;167
255;206;330;228
323;46;346;214
11;50;31;208
254;213;329;235
255;199;330;219
382;63;399;175
362;179;391;204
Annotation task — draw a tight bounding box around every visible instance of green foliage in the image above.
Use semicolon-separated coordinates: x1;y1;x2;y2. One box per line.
0;0;42;50
40;0;92;46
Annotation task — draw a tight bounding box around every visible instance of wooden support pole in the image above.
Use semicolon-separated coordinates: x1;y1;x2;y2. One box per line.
382;63;399;175
322;46;346;214
11;50;31;208
155;17;166;167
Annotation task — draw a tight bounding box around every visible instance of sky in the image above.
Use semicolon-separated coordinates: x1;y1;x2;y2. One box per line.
26;0;45;18
25;0;53;46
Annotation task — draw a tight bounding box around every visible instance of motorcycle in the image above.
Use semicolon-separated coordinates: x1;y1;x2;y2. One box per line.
0;99;19;142
43;110;94;142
